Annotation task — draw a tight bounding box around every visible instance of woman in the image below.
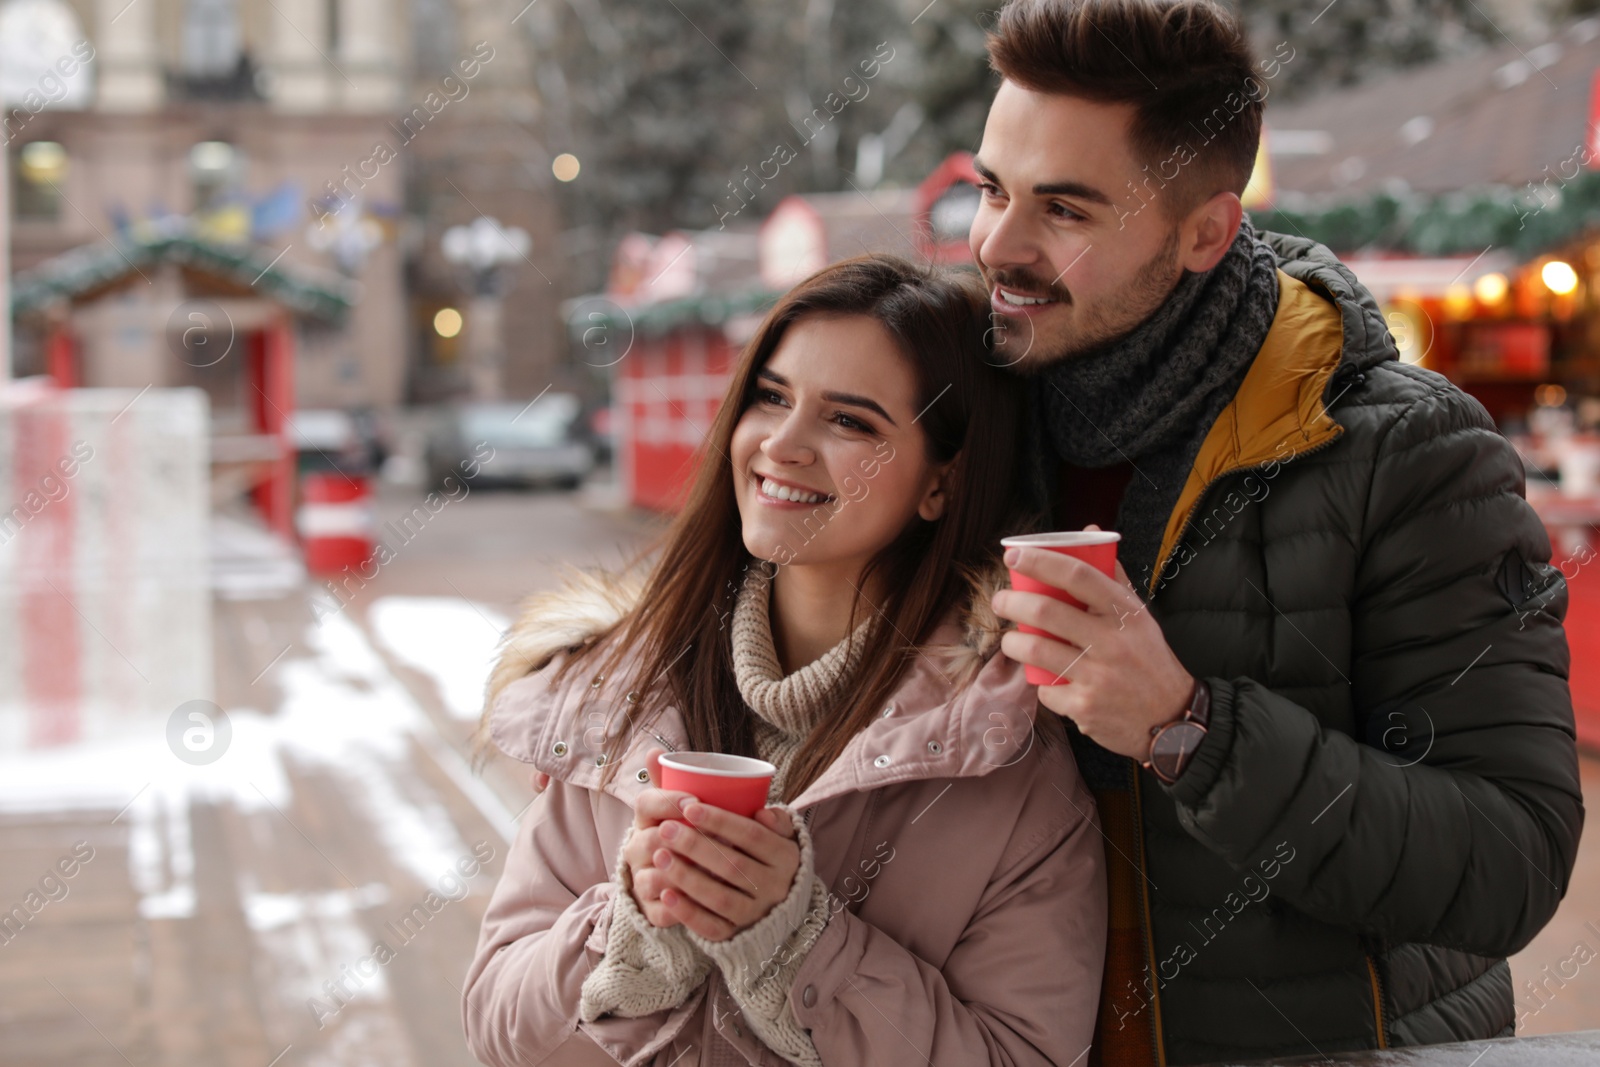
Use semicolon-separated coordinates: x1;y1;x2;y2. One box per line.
462;254;1105;1067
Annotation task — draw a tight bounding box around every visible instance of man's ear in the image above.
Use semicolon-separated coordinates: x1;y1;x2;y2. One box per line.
917;456;959;522
1177;191;1244;273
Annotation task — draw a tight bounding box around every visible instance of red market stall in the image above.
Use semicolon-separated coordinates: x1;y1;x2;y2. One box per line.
580;228;775;512
10;231;355;541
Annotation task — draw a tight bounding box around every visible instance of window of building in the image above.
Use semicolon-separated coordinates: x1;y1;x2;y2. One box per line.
183;0;240;76
190;140;239;212
13;139;65;220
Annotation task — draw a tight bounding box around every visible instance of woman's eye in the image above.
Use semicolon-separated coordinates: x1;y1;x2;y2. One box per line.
833;412;873;433
755;388;786;406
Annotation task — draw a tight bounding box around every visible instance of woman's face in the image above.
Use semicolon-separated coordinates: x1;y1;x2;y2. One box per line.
730;314;954;575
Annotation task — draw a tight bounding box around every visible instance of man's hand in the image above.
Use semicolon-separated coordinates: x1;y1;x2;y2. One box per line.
991;531;1194;760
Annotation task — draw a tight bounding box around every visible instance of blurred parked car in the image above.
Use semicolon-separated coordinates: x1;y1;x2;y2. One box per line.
286;408;374;476
588;404;616;464
427;394;596;491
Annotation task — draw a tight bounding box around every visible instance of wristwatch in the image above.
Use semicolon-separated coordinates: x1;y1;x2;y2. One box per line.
1144;678;1211;785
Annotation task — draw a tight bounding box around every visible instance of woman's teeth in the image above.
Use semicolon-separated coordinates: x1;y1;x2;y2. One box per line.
760;478;830;504
999;288;1053;306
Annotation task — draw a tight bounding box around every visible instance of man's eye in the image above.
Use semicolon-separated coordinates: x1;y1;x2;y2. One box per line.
1049;202;1084;220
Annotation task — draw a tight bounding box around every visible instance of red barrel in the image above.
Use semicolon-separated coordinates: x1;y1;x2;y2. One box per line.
296;472;375;575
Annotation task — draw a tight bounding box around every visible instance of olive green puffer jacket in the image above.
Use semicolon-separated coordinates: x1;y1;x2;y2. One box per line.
1075;231;1584;1064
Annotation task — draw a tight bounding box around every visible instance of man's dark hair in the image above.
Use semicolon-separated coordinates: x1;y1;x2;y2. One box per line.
987;0;1266;215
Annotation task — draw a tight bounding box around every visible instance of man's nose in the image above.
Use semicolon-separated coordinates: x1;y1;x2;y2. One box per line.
974;201;1039;276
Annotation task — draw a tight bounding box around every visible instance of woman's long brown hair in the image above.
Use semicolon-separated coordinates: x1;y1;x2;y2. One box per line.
566;253;1029;802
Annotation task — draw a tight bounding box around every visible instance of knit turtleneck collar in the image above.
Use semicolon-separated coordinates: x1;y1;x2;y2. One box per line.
729;564;875;740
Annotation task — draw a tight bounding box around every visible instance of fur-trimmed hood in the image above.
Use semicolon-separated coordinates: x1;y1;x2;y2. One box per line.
482;560;1014;725
476;559;1051;810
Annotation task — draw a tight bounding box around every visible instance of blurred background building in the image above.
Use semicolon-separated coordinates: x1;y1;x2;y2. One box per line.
3;0;566;412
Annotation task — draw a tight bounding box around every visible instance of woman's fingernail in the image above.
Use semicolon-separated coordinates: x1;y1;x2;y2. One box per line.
660;821;678;839
654;849;673;868
1004;547;1019;566
683;804;703;823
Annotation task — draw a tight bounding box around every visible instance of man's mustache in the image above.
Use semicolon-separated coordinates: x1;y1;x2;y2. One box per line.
984;267;1073;306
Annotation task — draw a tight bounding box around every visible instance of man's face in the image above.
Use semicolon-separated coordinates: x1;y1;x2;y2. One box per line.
970;80;1186;371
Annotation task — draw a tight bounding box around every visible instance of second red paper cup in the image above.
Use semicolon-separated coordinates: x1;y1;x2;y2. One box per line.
1001;531;1122;686
656;752;776;819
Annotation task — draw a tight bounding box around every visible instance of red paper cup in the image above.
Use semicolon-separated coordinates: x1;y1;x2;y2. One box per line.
656;752;776;819
1001;531;1122;686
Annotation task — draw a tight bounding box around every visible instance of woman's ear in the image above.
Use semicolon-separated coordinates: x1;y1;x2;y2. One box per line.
917;456;959;522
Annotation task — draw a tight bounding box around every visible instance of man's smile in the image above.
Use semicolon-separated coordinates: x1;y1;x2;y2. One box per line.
990;285;1063;318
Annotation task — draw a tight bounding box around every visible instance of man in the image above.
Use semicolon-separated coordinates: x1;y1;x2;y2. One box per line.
977;0;1583;1063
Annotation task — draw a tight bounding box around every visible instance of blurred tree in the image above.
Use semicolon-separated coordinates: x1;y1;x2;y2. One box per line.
518;0;913;290
1241;0;1503;98
892;0;997;184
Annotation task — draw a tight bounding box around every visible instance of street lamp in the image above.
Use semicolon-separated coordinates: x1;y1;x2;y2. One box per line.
441;216;530;401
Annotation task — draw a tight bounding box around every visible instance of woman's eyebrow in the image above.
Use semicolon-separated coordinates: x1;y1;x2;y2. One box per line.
758;368;897;426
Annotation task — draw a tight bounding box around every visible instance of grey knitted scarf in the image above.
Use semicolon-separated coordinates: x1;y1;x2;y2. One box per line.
1025;219;1281;598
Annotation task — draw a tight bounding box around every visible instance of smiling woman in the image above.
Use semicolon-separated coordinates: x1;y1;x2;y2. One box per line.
579;253;1034;796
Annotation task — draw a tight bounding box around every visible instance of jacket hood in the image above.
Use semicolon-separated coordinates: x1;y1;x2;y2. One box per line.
479;559;1048;810
1259;228;1398;376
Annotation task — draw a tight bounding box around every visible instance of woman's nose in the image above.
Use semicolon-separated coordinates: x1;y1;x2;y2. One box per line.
760;414;815;465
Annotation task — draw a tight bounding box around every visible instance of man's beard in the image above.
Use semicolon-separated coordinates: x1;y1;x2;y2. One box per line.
988;228;1183;374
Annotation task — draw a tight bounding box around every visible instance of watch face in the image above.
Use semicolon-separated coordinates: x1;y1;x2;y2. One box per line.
1150;722;1207;782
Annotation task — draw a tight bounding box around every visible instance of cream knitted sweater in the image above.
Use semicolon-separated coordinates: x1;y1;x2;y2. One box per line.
578;565;874;1066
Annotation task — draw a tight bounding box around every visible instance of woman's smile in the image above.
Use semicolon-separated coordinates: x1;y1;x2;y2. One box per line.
752;472;836;507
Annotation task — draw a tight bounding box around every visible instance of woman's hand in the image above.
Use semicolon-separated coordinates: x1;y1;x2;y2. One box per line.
651;789;801;943
622;748;704;929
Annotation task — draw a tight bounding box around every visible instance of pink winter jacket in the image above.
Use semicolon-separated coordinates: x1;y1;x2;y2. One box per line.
461;566;1107;1067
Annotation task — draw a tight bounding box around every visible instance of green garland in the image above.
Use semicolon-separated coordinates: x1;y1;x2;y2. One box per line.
1254;170;1600;258
12;232;357;322
565;286;782;340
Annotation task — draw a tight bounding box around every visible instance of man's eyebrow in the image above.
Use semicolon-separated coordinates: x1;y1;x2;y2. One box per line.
756;368;897;426
972;157;1114;206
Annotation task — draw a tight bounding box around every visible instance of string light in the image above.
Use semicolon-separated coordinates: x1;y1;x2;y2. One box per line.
1541;260;1579;295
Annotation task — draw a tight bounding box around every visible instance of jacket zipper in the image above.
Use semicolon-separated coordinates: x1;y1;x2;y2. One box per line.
1129;762;1168;1066
1366;954;1389;1048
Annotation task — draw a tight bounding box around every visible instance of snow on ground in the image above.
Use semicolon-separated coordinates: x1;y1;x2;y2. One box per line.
367;596;509;721
0;606;482;917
